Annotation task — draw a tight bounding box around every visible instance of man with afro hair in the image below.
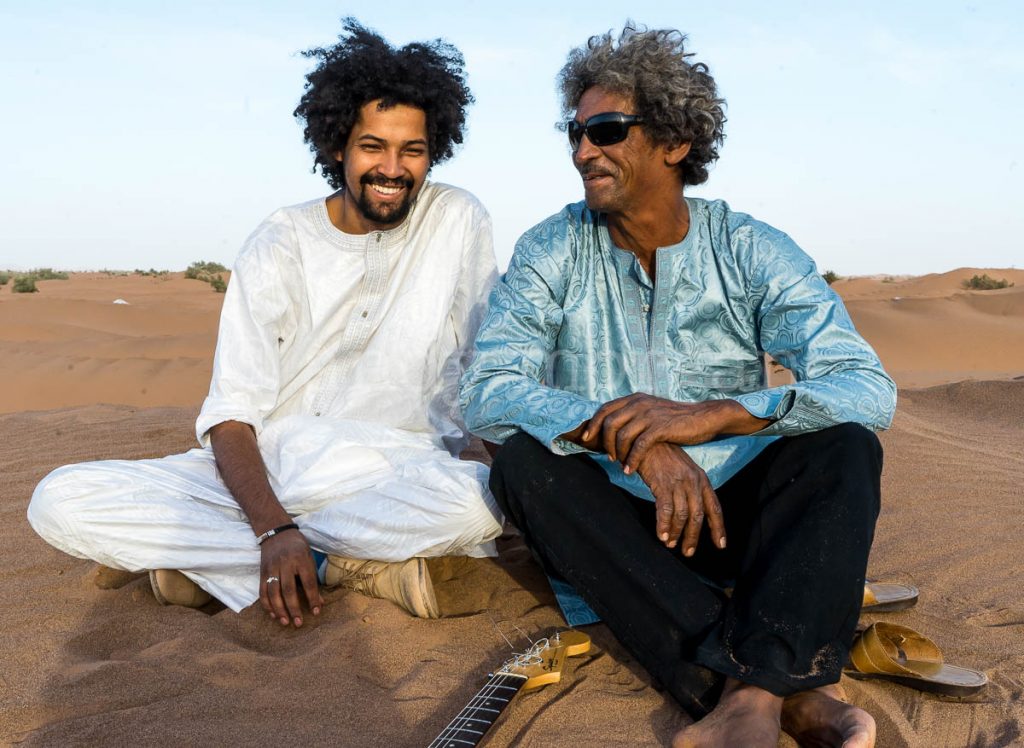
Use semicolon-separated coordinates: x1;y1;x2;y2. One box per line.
29;19;503;625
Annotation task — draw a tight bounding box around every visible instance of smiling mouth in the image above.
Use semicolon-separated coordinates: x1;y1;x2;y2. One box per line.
371;184;404;196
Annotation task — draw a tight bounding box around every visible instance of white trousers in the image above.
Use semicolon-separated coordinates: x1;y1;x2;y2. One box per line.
28;416;503;612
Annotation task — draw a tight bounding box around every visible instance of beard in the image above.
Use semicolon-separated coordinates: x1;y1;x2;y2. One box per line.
353;173;416;226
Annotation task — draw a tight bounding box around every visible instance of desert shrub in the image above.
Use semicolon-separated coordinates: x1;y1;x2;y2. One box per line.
134;268;169;277
0;272;10;285
12;275;38;293
822;270;840;285
185;260;228;280
31;268;69;280
962;274;1013;290
185;260;229;291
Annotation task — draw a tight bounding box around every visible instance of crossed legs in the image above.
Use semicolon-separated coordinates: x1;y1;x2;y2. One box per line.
489;423;882;745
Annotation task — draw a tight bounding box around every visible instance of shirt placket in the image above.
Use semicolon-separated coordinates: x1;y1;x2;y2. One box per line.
311;231;388;416
621;258;654;394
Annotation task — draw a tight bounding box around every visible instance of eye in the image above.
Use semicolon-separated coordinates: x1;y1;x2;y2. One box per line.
405;147;427;157
359;143;383;152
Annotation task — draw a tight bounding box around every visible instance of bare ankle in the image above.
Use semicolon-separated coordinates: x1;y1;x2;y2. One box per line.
719;678;784;710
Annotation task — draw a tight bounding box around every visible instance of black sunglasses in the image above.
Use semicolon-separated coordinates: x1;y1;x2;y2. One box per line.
567;112;644;150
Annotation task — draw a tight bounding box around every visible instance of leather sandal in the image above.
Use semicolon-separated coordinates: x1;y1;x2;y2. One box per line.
844;622;987;696
862;580;919;612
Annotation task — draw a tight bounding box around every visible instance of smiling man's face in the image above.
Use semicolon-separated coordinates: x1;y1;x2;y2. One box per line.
334;100;430;232
571;86;666;217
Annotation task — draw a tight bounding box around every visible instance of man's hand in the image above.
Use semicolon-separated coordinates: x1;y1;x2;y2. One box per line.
636;442;726;556
258;528;324;627
210;420;325;628
580;394;771;473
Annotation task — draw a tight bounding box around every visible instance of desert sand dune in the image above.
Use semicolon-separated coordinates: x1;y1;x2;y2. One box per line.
0;273;223;413
1;268;1022;746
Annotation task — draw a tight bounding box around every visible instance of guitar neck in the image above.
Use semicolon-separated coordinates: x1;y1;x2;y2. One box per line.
427;672;528;748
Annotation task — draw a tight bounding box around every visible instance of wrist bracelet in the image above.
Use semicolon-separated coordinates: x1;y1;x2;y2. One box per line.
256;522;299;545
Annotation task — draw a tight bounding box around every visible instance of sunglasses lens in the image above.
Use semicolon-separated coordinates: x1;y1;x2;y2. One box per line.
567;121;584;149
587;121;627;147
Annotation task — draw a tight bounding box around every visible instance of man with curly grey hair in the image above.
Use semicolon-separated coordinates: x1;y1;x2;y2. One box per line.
461;23;893;747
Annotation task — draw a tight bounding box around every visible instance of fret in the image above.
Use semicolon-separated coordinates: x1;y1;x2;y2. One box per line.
428;673;527;748
427;631;590;748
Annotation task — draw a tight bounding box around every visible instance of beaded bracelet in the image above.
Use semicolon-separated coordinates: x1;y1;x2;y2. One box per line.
256;522;299;545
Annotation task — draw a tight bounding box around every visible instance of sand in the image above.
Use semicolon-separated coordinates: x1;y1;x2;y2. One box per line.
1;268;1022;746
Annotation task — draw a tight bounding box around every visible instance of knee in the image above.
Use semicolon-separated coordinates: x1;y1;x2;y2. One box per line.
485;428;561;497
806;424;883;518
27;466;79;545
825;422;883;472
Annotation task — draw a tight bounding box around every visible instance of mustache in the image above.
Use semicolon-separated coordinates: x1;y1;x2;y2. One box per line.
361;174;414;190
578;165;615;178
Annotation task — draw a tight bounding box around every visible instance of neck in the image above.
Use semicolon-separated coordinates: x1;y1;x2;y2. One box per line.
428;672;527;747
606;192;689;277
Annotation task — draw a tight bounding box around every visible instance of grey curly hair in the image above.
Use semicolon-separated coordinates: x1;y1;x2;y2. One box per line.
558;24;726;187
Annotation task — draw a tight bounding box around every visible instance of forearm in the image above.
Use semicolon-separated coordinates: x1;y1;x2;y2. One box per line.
209;420;290;536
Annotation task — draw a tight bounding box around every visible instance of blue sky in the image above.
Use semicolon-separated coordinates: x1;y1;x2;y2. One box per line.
1;1;1021;275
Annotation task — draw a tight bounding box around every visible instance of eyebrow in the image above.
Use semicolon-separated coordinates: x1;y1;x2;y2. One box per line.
356;134;428;148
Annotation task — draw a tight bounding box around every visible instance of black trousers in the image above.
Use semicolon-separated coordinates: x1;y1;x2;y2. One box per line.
489;423;882;718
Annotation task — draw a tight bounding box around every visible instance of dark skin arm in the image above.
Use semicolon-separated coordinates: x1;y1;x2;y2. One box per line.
209;420;323;627
562;395;772;556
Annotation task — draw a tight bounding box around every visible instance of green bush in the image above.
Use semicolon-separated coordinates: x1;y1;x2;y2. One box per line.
134;268;169;277
185;260;229;291
0;272;10;285
185;260;228;280
962;274;1013;290
12;275;38;293
31;268;69;280
822;270;840;285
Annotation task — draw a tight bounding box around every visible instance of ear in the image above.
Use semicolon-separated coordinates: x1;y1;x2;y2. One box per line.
664;141;691;167
333;150;344;164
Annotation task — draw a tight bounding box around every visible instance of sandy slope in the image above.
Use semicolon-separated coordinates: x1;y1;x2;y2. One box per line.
835;268;1024;387
1;268;1023;746
0;272;223;413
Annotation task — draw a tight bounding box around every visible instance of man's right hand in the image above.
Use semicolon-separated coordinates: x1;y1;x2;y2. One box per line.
258;528;324;627
636;442;726;557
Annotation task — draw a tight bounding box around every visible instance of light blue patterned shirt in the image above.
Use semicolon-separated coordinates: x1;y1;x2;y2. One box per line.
460;197;896;624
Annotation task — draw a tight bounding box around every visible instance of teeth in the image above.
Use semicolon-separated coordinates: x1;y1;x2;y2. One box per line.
372;184;402;195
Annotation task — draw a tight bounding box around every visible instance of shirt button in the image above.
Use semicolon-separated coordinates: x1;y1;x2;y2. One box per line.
375;234;381;243
361;310;368;318
314;411;321;417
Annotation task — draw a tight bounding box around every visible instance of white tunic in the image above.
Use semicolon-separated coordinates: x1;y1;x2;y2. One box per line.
28;182;504;612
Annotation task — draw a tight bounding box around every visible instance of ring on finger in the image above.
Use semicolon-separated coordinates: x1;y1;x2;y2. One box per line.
265;575;280;585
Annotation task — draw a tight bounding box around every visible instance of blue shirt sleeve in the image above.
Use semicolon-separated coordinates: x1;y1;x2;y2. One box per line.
459;216;602;455
732;222;897;434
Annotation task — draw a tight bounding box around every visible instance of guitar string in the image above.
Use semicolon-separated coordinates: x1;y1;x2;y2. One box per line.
429;672;526;747
430;640;550;746
446;640;546;735
432;638;548;744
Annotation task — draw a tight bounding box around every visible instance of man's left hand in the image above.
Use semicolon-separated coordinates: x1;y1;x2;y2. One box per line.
580;394;770;473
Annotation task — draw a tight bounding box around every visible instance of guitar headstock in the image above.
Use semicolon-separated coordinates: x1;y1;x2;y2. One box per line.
496;630;591;691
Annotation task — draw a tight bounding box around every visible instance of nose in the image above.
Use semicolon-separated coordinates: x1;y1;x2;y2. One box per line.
572;132;600;166
378;148;403;178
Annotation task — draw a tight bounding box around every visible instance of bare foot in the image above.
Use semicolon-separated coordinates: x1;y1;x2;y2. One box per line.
672;678;782;748
781;683;876;748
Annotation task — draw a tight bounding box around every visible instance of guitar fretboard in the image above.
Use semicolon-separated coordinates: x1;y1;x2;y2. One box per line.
427;672;528;747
